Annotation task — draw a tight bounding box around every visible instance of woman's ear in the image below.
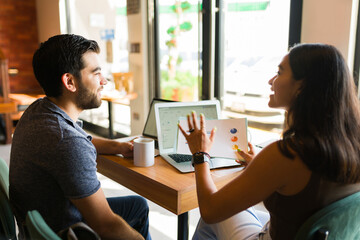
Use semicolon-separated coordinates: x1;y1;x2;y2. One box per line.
61;73;77;93
294;79;304;97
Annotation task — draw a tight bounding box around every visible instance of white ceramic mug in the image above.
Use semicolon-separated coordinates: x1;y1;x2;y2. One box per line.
133;138;155;167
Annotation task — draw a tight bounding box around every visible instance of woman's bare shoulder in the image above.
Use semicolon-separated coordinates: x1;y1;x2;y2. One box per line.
254;140;311;195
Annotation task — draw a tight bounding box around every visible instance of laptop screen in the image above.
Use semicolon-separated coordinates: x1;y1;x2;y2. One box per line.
142;98;174;139
155;100;221;153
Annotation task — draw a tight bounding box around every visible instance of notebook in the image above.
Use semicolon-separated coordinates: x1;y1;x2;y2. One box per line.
154;100;242;173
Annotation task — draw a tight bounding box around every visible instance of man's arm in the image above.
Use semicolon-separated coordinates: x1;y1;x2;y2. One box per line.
91;136;133;157
70;188;144;240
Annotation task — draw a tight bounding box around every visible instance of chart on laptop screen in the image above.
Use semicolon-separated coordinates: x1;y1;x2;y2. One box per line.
158;105;219;150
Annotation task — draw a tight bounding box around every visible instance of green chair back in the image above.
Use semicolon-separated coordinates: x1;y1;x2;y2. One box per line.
26;210;61;240
0;157;16;240
0;157;9;197
295;191;360;240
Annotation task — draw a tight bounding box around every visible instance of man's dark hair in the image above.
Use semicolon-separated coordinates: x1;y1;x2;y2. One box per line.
32;34;100;97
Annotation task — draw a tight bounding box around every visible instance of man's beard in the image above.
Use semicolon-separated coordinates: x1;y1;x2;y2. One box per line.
75;78;102;110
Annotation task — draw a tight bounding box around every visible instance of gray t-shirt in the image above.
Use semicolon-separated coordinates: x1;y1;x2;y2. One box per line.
9;97;100;234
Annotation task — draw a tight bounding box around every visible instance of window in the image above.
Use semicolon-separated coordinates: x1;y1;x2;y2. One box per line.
220;0;291;132
353;0;360;99
154;0;302;133
156;0;202;102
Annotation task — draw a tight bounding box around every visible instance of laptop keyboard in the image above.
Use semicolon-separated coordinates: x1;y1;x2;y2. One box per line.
168;154;192;163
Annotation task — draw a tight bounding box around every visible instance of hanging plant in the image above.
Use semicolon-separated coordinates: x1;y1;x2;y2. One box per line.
165;0;193;80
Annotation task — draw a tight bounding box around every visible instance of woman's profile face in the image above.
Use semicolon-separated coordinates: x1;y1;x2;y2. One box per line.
268;54;302;111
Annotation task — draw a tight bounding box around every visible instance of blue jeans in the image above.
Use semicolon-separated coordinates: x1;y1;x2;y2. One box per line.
107;195;152;240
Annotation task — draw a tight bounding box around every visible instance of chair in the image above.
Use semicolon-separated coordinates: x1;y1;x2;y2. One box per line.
26;210;101;240
295;191;360;240
26;210;61;240
0;157;9;197
0;157;17;240
0;50;18;144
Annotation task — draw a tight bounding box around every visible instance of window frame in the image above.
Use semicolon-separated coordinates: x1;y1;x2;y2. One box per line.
208;0;303;104
353;0;360;98
152;0;304;101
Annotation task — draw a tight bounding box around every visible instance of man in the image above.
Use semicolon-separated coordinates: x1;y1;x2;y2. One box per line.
9;34;151;240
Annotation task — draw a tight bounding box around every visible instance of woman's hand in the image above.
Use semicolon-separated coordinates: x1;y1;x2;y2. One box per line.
178;111;216;154
236;142;255;166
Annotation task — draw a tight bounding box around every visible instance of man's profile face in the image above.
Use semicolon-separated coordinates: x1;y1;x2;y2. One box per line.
75;51;107;110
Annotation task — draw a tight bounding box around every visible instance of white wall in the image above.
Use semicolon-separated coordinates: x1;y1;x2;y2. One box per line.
128;0;149;135
67;0;117;72
301;0;357;69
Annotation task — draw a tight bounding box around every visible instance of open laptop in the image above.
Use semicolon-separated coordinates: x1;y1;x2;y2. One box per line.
154;100;242;173
142;98;174;148
116;98;173;155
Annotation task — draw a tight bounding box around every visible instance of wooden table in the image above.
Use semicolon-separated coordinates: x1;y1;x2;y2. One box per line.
100;92;137;139
8;92;138;139
97;153;243;240
8;93;44;121
8;93;44;106
0;99;17;143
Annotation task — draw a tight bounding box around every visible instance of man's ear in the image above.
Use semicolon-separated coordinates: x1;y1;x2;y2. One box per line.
61;73;77;93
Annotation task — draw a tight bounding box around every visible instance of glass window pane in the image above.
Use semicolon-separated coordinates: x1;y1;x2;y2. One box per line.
222;0;290;133
158;0;201;101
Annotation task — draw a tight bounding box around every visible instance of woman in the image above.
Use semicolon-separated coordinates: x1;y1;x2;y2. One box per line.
178;43;360;239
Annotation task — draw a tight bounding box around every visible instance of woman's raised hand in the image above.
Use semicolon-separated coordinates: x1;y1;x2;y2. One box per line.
178;111;216;154
236;142;255;166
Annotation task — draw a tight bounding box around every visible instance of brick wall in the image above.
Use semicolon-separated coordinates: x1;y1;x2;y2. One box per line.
0;0;43;94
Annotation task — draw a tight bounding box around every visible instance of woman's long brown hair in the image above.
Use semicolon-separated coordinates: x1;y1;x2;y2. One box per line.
279;43;360;183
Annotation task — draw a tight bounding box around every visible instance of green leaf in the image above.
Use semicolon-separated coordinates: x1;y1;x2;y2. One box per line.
180;22;192;31
167;26;176;35
170;1;192;13
181;1;191;11
165;40;176;48
177;56;183;66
